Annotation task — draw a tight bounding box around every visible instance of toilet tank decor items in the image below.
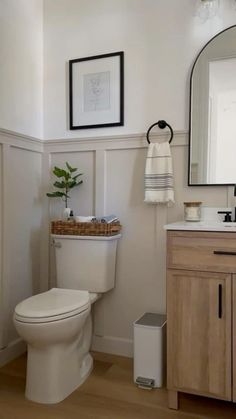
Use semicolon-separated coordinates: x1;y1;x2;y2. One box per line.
46;162;83;208
51;220;122;236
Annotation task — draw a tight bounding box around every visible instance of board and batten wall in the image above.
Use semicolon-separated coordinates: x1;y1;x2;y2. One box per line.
44;131;231;357
0;128;232;363
0;130;44;366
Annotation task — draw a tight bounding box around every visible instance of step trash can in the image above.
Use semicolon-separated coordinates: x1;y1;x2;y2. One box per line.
133;312;166;389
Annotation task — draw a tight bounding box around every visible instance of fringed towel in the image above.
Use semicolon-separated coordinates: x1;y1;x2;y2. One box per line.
144;142;174;204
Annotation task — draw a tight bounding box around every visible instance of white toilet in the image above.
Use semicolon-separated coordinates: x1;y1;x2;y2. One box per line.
14;233;120;404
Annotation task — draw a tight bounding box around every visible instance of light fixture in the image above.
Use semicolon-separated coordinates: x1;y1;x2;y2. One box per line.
196;0;220;22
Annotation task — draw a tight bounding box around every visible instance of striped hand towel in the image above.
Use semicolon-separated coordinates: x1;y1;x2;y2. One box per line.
144;142;174;204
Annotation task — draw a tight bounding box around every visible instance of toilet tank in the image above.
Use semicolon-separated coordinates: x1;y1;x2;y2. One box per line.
52;234;121;293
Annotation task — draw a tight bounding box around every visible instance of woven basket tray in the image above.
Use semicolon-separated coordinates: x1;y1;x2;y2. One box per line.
51;220;122;236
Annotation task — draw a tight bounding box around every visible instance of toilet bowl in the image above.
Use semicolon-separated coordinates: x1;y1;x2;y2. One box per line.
14;288;99;404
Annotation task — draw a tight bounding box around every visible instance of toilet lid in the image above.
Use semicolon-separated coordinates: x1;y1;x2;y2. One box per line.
14;288;90;322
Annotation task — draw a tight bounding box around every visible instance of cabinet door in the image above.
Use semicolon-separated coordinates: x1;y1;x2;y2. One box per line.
167;270;231;400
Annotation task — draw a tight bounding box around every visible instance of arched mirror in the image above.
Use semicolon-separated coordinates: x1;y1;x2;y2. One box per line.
189;25;236;185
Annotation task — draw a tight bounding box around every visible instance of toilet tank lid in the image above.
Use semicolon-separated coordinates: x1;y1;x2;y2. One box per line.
51;234;121;241
14;288;90;319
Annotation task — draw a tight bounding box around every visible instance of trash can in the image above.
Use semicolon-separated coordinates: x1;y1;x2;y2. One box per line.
133;312;166;389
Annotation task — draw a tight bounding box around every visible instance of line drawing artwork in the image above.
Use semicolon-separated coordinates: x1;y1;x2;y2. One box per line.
83;71;111;112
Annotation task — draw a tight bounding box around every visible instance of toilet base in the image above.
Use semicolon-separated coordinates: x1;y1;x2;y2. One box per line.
26;348;93;404
24;312;93;404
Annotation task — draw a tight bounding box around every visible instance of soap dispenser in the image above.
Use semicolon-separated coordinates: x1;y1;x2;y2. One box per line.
69;210;74;220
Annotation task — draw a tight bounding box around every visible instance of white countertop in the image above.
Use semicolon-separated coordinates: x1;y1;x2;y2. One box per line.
164;221;236;232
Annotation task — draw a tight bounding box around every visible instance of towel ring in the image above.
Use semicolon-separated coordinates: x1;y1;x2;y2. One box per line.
146;120;173;144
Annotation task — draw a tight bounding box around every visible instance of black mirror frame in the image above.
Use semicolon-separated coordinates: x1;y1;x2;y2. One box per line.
188;24;236;186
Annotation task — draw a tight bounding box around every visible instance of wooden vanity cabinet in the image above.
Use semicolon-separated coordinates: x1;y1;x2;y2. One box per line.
166;230;236;409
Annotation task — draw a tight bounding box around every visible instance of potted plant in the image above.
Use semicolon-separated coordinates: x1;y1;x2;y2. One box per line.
47;162;83;219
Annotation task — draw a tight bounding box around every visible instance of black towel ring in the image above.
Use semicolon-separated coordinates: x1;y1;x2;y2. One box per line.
146;120;173;144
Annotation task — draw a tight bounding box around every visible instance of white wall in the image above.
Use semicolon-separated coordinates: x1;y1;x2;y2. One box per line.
43;0;236;140
0;0;43;138
0;1;236;362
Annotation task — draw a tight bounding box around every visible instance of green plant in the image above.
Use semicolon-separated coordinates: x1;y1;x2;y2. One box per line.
46;162;83;208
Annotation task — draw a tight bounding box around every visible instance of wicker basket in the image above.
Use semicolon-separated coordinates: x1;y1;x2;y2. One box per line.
51;220;122;236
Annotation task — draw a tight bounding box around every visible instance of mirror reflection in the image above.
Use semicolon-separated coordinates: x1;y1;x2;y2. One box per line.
189;25;236;185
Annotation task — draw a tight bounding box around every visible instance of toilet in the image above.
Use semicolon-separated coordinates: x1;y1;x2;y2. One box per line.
14;233;121;404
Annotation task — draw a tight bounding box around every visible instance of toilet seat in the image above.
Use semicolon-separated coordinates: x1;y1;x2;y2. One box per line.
14;288;90;324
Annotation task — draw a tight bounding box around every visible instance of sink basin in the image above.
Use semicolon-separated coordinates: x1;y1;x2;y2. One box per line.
164;221;236;232
164;207;236;232
222;222;236;227
198;222;236;227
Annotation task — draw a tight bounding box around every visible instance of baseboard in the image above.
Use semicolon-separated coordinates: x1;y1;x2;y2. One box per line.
0;339;26;367
0;336;132;366
92;335;133;358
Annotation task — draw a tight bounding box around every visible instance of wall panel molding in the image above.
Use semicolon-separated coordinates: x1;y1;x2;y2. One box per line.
44;130;188;153
0;128;188;359
0;128;43;153
1;144;11;348
0;128;188;154
95;150;107;216
44;129;188;357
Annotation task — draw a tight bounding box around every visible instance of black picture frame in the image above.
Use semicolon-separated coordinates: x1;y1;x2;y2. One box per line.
69;51;124;130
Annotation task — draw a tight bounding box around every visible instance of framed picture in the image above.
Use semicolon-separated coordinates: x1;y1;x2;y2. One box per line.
69;51;124;130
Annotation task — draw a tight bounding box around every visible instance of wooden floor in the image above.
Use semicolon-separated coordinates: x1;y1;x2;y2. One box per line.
0;352;236;419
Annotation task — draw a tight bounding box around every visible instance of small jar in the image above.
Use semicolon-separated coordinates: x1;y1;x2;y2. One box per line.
184;202;202;222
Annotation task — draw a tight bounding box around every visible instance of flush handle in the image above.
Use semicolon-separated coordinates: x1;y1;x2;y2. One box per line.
53;240;62;248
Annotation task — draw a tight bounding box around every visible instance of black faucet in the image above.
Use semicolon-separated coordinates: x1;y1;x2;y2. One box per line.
217;186;236;222
218;210;232;222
